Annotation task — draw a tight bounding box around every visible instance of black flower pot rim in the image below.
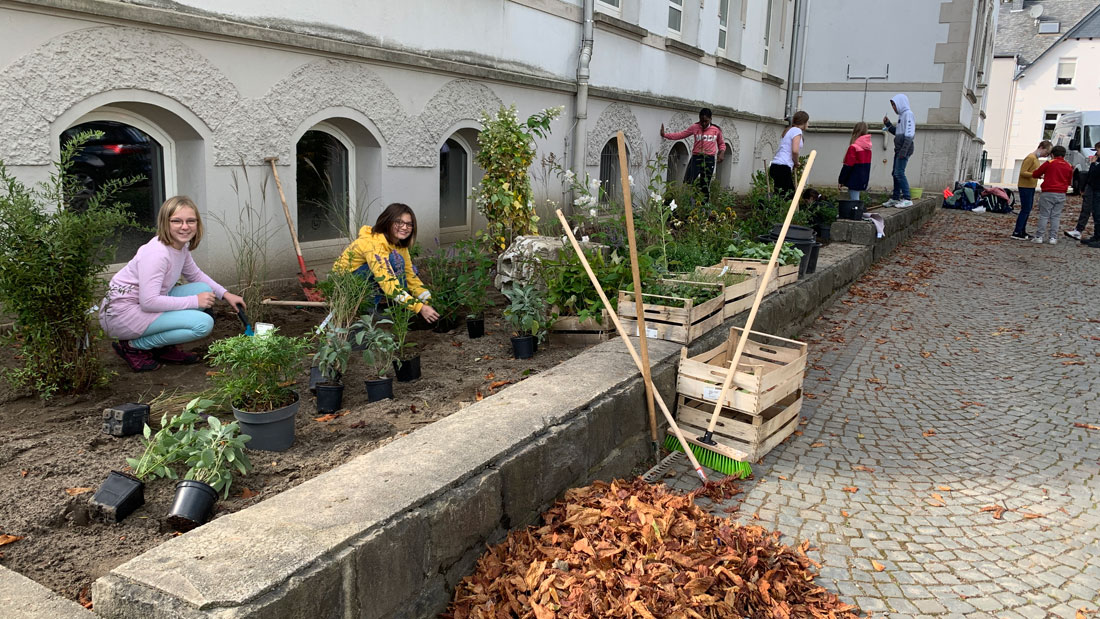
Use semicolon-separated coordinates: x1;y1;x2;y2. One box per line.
232;391;300;424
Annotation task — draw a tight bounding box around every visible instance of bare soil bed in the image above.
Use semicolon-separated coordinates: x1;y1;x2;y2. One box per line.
0;286;582;602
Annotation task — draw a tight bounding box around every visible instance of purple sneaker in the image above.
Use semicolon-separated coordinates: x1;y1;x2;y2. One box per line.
152;345;201;365
112;341;161;372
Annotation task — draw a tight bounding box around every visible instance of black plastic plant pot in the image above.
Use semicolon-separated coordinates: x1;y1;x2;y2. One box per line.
232;392;300;452
814;224;832;244
309;367;342;394
838;200;864;220
466;317;485;339
393;355;421;382
806;242;822;274
314;383;344;414
768;223;816;242
512;335;537;359
433;316;460;333
102;402;150;437
90;471;145;523
166;480;218;532
365;377;394;402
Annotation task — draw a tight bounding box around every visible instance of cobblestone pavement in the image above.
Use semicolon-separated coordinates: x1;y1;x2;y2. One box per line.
662;205;1100;618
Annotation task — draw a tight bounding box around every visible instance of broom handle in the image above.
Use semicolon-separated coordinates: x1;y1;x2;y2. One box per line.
616;131;659;453
702;151;816;439
267;157;306;262
556;209;708;483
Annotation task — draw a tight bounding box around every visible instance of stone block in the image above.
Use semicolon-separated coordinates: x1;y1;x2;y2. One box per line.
353;513;431;619
426;471;502;570
1;565;94;619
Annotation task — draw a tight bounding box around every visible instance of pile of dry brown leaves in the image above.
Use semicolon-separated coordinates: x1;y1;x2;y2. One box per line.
445;477;863;618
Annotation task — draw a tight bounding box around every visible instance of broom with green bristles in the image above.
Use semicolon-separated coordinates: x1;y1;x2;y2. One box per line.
663;150;817;479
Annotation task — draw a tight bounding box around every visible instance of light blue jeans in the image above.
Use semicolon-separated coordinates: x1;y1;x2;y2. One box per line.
130;283;214;350
848;189;861;201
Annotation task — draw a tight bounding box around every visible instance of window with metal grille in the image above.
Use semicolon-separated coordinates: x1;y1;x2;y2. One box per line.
599;138;626;204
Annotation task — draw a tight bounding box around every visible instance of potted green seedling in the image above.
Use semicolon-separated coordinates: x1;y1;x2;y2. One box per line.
312;268;374;392
206;330;311;452
166;415;251;532
312;326;352;414
384;292;421;382
421;246;465;333
503;282;548;359
90;398;209;522
454;240;494;339
354;314;399;401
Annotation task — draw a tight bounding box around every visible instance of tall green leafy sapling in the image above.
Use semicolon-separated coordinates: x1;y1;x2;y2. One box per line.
352;315;399;379
182;415;252;499
313;326;353;385
453;240;494;319
503;282;549;342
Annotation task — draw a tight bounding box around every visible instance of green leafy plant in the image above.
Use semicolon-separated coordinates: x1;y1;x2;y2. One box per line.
474;105;563;252
809;198;838;225
352;314;398;378
317;267;374;330
420;245;467;325
206;330;311;412
503;282;549;341
725;240;804;266
382;289;417;363
0;130;139;398
453;240;495;318
182;415;252;499
623;279;723;308
126;397;212;481
544;248;644;324
313;326;352;385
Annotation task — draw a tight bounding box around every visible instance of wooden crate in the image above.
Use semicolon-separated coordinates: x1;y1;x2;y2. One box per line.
718;258;799;291
616;281;724;345
676;327;808;415
673;391;802;462
689;268;760;320
549;309;615;346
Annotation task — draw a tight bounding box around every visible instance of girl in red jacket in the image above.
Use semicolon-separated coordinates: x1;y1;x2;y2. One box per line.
838;122;872;201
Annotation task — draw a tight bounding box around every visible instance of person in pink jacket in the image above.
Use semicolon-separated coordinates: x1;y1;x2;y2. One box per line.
660;108;726;201
99;196;245;372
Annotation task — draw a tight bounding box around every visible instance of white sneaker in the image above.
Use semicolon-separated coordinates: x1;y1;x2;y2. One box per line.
1032;236;1045;244
896;199;914;208
1066;229;1082;240
1049;238;1058;245
882;199;899;207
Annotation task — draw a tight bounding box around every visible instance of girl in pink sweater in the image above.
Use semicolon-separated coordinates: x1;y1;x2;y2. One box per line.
99;196;245;372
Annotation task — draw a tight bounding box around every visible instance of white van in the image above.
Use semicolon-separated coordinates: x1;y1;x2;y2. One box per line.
1051;111;1100;193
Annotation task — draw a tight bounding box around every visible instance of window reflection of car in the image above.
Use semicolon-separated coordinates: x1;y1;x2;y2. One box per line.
60;120;163;202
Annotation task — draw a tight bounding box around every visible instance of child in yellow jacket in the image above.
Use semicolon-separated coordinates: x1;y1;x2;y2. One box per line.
333;203;440;323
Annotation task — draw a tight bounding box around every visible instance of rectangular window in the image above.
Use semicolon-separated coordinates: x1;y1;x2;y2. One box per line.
668;0;683;36
763;0;774;68
1057;59;1075;86
718;0;730;52
597;0;620;16
1043;112;1063;140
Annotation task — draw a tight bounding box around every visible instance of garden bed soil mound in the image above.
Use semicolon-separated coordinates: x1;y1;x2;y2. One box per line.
0;287;579;602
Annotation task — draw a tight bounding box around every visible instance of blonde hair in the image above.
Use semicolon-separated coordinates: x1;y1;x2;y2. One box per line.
156;195;204;250
850;122;870;144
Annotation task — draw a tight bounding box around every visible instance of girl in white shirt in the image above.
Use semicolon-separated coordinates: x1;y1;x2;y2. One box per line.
769;111;809;196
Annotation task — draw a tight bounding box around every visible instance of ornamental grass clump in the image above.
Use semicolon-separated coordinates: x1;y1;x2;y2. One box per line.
206;331;311;411
0;131;140;397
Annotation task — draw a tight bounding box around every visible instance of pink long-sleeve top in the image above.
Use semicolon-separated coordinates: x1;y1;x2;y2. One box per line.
663;123;726;156
99;237;227;340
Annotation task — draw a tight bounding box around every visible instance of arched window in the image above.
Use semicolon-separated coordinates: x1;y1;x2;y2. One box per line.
598;138;627;204
716;141;734;187
666;142;690;185
60;117;170;260
296;126;350;242
439;137;470;231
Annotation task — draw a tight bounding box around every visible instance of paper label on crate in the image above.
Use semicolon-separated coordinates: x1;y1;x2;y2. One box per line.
703;386;722;401
719;265;729;276
645;327;658;338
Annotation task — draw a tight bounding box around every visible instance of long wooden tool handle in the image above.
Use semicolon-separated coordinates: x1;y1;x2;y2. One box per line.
556;209;708;483
268;158;306;260
616;131;658;450
702;150;817;440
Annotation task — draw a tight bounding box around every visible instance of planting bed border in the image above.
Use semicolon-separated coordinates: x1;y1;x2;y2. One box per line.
7;198;936;619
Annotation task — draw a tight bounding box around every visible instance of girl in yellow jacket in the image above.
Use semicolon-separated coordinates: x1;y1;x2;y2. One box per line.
333;203;440;323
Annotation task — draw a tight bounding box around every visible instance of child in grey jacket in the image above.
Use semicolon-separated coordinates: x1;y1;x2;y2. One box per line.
883;94;916;208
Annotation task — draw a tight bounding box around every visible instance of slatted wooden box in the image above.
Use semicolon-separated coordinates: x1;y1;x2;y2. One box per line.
616;281;724;345
672;327;808;462
716;258;799;293
548;308;615;346
687;268;760;320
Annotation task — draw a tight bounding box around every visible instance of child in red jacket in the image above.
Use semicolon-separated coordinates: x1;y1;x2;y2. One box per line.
1031;145;1074;244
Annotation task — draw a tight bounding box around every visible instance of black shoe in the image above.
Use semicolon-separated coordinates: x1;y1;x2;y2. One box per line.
1081;236;1100;245
1088;239;1100;248
1010;232;1033;241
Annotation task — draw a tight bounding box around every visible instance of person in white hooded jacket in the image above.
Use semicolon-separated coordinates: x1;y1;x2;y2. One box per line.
882;94;916;208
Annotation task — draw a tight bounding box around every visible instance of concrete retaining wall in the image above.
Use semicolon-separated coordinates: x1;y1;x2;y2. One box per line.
17;201;938;618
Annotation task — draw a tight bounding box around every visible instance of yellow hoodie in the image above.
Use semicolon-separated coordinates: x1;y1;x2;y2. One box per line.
333;226;431;312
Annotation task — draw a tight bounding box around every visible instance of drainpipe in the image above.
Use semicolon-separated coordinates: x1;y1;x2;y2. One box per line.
571;0;594;214
784;0;802;118
796;0;810;111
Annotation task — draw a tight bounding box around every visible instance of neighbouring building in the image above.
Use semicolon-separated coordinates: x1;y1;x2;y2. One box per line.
985;0;1100;185
0;0;993;283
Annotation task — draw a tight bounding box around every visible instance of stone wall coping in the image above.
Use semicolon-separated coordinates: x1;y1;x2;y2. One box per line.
0;565;94;618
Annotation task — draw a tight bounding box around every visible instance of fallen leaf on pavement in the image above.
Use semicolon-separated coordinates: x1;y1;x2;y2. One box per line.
1053;352;1080;358
852;465;875;473
485;372;495;380
79;585;93;609
64;487;93;496
841;510;849;517
871;560;885;572
920;351;932;358
842;486;858;493
238;487;259;499
0;534;23;547
980;505;1006;520
313;411;348;422
937;486;953;491
475;391;484;401
923;429;936;437
1018;511;1043;519
810;442;825;448
451;340;462;347
1075;422;1100;430
488;380;512;391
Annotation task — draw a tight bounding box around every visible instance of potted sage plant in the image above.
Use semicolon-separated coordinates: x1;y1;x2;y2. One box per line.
355;314;399;402
312;326;352;414
503;282;548;359
166;415;252;532
455;240;494;339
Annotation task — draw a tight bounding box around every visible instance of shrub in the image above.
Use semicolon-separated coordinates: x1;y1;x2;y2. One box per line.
0;131;139;398
353;314;398;378
206;331;311;411
503;282;549;341
544;248;645;324
474;105;562;252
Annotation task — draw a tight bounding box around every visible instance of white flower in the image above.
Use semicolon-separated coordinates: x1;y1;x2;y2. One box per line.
669;200;678;211
628;175;634;186
589;178;601;194
581;235;590;243
564;170;576;183
589;208;598;217
651;191;662;202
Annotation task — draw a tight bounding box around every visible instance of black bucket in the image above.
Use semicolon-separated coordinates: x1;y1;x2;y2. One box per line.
838;200;865;220
314;383;344;414
757;234;816;278
167;480;218;532
365;377;394;402
768;223;816;242
806;242;822;274
466;317;485;339
393;355;421;382
511;335;537;359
